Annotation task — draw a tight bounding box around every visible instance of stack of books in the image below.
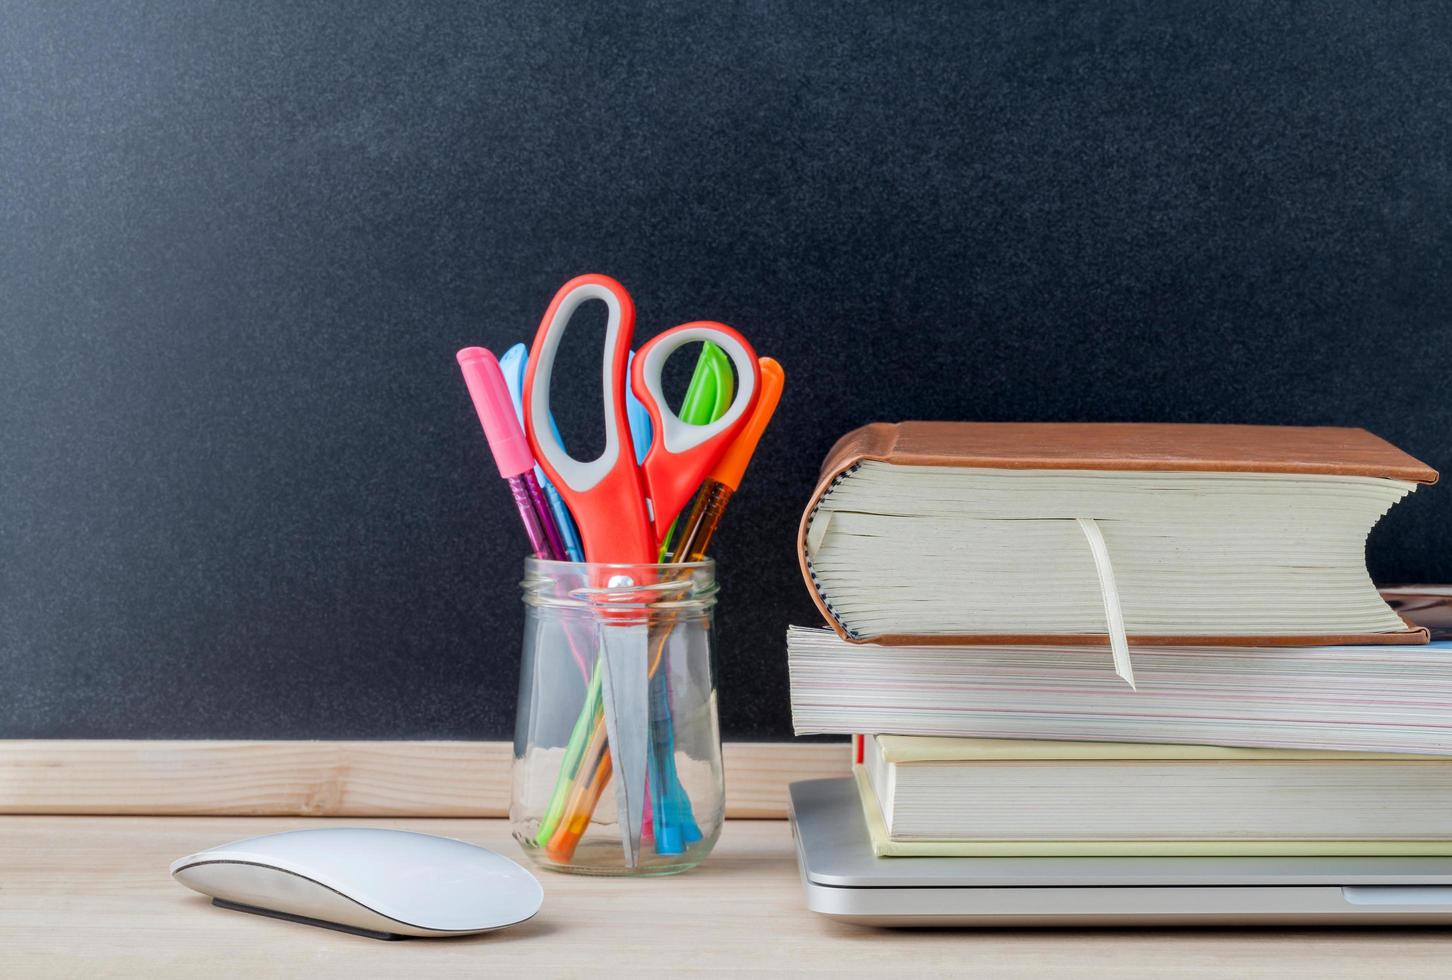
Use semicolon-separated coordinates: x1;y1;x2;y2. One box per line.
788;422;1452;856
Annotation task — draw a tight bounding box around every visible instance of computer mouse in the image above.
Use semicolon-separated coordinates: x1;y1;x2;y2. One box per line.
170;827;543;940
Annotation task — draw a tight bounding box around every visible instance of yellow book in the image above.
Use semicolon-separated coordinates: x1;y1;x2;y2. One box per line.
874;734;1421;764
857;735;1452;857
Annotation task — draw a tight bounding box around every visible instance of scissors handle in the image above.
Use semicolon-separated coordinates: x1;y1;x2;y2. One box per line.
524;274;655;564
632;322;761;543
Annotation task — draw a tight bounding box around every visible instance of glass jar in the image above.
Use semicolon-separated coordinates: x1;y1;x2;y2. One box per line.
511;558;724;876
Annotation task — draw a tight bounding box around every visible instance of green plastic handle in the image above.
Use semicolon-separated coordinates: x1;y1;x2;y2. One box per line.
686;341;734;425
658;342;733;559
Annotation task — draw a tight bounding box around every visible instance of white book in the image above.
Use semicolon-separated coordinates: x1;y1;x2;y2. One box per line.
788;626;1452;755
797;425;1437;656
808;463;1416;640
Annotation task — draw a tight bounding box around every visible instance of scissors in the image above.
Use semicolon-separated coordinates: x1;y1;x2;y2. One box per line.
523;273;760;866
523;274;761;561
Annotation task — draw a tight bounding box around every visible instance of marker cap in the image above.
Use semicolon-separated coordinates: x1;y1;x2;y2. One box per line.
456;346;535;479
709;357;784;490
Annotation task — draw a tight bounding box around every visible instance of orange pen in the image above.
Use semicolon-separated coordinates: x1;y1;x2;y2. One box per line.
546;722;612;860
667;358;785;561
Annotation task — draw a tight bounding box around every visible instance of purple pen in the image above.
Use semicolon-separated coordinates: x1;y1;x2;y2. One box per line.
456;347;568;561
514;470;568;561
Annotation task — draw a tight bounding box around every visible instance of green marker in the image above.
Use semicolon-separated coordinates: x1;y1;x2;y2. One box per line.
658;342;733;560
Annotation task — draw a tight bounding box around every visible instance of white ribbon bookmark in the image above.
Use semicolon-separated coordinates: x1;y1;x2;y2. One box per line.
1075;517;1136;690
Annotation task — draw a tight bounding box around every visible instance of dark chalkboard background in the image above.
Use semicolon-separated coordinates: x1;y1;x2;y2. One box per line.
4;2;1451;740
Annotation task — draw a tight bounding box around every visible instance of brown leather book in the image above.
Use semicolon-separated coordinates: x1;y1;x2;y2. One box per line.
798;422;1437;647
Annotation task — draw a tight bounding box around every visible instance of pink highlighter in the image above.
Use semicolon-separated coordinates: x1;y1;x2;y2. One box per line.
456;347;568;562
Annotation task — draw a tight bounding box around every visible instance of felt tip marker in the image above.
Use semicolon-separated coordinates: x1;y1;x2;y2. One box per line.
456;346;568;561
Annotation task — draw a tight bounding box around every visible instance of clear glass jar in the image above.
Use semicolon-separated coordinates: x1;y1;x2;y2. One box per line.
511;558;724;876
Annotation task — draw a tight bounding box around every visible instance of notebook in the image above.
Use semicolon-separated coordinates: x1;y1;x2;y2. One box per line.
854;734;1452;857
798;423;1436;648
788;627;1452;755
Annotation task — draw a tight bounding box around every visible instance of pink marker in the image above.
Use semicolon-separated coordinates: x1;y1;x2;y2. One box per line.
456;347;568;562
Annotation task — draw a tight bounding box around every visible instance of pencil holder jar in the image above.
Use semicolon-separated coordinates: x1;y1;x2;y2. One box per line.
512;558;725;876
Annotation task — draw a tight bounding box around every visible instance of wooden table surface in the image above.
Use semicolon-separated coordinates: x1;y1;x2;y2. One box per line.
5;816;1452;978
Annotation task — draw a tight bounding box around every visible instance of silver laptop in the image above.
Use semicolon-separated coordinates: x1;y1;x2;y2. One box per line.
790;778;1452;927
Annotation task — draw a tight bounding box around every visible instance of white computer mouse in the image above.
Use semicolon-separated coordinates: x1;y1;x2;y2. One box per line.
170;827;543;940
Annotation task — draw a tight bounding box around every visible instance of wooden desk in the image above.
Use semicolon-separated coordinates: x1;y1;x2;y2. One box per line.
5;816;1452;977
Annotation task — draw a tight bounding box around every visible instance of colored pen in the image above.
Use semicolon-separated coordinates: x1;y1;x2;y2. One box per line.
456;347;568;561
668;357;785;561
546;719;612;859
657;342;733;559
498;343;587;562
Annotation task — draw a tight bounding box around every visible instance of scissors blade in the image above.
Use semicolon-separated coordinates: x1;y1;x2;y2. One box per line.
598;622;649;868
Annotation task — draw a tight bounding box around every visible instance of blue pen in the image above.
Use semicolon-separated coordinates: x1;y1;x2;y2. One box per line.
499;344;585;561
624;351;653;465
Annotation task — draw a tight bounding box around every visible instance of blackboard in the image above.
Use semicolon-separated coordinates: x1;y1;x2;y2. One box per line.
4;2;1451;740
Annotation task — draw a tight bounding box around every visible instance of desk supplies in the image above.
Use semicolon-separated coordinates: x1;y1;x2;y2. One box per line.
455;347;567;562
172;828;543;939
532;343;724;852
535;343;726;855
543;354;786;859
521;273;762;868
800;423;1435;661
458;274;774;874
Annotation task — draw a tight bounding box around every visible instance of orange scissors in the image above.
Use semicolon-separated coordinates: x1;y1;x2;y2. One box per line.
522;273;760;866
523;274;761;561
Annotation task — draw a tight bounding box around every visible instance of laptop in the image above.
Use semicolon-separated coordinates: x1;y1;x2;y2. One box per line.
790;778;1452;927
